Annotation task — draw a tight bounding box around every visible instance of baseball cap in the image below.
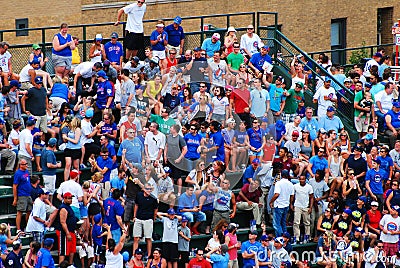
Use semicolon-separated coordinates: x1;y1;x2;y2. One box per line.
358;196;367;203
131;56;140;63
135;248;143;255
371;201;379;207
226;118;235;124
167;208;176;215
193;47;202;52
32;44;41;50
274;237;284;245
12;240;21;250
372;158;381;165
163;166;171;173
37;188;50;195
365;134;374;141
9;80;20;88
343;208;352;215
324;77;332;82
252;158;260;165
276;76;285;83
122;252;130;262
43;238;54;247
327;106;335;112
97;70;108;79
26;120;36;127
95;34;103;41
181;216;189;222
295;81;304;89
34;76;43;84
354;146;364;152
103;60;111;66
63;192;74;199
261;235;269;241
85;109;94;118
227;26;236;32
150;57;159;64
30;58;40;65
364;82;372;88
282;232;291;239
249;230;258;235
393;102;400;108
292;130;299;137
156;23;164;28
70;169;82;179
94;213;102;224
65;114;74;122
212;33;220;40
110;32;119;39
344;78;352;83
262;45;269;50
48;138;57;147
173;16;182;25
355;227;364;234
373;52;383;58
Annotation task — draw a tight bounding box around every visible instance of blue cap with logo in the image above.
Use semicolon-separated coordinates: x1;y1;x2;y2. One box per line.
174;16;182;25
34;76;43;84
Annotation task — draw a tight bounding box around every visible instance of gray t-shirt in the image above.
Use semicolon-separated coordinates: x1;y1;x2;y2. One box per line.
178;225;191;251
120;79;136;108
166;134;186;169
161;217;179;243
308;178;329;204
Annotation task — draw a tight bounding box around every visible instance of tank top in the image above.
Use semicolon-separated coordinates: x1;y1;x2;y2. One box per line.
55;203;77;231
133;261;144;268
46;111;53;127
105;251;123;268
166;57;177;69
390;189;400;207
340;140;349;153
66;129;81;149
19;64;33;82
89;182;102;203
291;75;306;89
329;156;341;177
345;180;359;201
334;216;351;237
214;188;232;211
143;81;162;98
163;74;177;95
52;33;73;57
91;45;103;63
50;83;69;101
319;216;334;235
149;258;164;268
300;142;312;158
121;120;137;140
226;232;238;260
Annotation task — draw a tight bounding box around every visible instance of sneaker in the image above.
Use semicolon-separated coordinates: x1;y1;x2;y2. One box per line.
45;227;55;232
77;220;84;225
80;163;87;169
16;230;22;235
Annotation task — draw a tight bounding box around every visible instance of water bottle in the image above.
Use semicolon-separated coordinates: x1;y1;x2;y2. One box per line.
250;220;256;232
292;236;297;245
304;235;309;243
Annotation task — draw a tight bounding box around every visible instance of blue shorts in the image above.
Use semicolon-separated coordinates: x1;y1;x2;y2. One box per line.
32;148;42;157
71;206;81;220
248;149;264;157
79;203;88;219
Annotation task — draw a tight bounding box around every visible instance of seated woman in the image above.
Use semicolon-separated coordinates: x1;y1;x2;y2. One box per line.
49;76;71;113
328;146;343;196
0;223;22;261
23;241;41;268
29;44;53;90
315;231;337;268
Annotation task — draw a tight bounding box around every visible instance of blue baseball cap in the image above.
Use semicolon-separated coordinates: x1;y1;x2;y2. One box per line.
181;216;188;222
9;80;20;88
343;208;352;215
85;109;94;118
34;76;43;84
252;158;260;165
97;70;108;79
358;196;367;203
43;238;54;247
174;16;182;25
167;208;176;215
163;166;171;173
393;102;400;108
94;213;102;224
324;77;332;82
110;32;119;39
364;82;372;88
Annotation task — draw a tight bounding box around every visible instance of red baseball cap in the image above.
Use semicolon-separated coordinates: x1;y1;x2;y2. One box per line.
63;192;74;198
70;169;82;179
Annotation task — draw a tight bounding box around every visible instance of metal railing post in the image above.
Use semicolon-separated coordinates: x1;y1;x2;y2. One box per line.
227;14;230;29
200;17;204;45
82;26;87;61
256;12;260;35
41;29;46;50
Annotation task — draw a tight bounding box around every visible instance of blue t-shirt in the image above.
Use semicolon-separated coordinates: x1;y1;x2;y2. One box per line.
249;52;272;72
150;30;168;51
96;80;114;109
104;41;123;64
318;115;344;134
178;193;198;213
103;198;124;231
104;143;117;170
96;156;113;182
92;224;103;246
201;38;221;58
41;148;57;176
13;169;31;196
365;168;386;195
377;155;394;176
35;248;55;268
209;253;230;268
50;83;69;101
309;156;328;174
210;131;225;161
164;24;185;47
100;123;117;143
241;240;262;267
247;128;264;149
234;130;247;144
269;84;285;112
184;133;202;160
243;166;257;185
117;137;144;164
110;177;125;191
198;190;215;211
0;234;7;254
299;117;319;140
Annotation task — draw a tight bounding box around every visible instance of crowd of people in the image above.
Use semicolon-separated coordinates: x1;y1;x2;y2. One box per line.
1;1;400;268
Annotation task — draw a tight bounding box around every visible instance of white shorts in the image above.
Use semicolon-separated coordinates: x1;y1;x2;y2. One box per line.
43;175;56;194
354;117;369;132
153;50;166;60
133;219;153;238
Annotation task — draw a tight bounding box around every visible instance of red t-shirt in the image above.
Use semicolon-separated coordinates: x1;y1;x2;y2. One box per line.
367;209;382;229
231;88;250;113
236;183;262;203
188;258;212;268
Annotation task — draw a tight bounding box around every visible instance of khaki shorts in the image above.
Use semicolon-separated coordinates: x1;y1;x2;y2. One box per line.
43;175;56;194
354;117;368;132
133;219;153;238
20;82;32;91
34;114;48;133
17;196;33;212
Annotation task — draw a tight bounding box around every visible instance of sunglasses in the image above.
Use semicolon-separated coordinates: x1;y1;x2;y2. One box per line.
247;28;254;30
137;0;144;3
190;128;196;130
318;150;324;153
348;173;355;175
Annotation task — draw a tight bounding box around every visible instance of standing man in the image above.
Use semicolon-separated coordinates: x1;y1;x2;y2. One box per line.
13;159;32;234
21;76;48;134
230;78;251;127
41;138;61;203
379;206;400;257
103;189;125;243
104;32;123;72
55;192;77;265
313;77;337;119
115;0;146;59
185;47;211;94
144;122;166;164
211;178;236;230
283;82;304;124
133;183;158;259
165;16;185;56
36;238;55;268
270;171;294;237
150;21;168;66
17;119;35;175
241;230;262;268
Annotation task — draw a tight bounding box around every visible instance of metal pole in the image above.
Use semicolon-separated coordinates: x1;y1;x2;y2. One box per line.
82;26;87;61
200;17;204;45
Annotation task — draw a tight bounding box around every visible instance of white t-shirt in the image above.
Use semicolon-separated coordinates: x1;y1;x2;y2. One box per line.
81;119;94;145
144;131;166;160
374;90;393;113
293;183;313;208
379;214;400;243
208;60;227;87
284;123;302;140
123;3;146;33
73;62;94;78
0;51;12;72
26;198;46;232
19;128;33;158
313;86;337;118
211;96;229;115
240;34;263;56
58;180;84;208
19;64;33;83
364;247;385;268
8;129;19;150
284;140;301;159
273;178;294;208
